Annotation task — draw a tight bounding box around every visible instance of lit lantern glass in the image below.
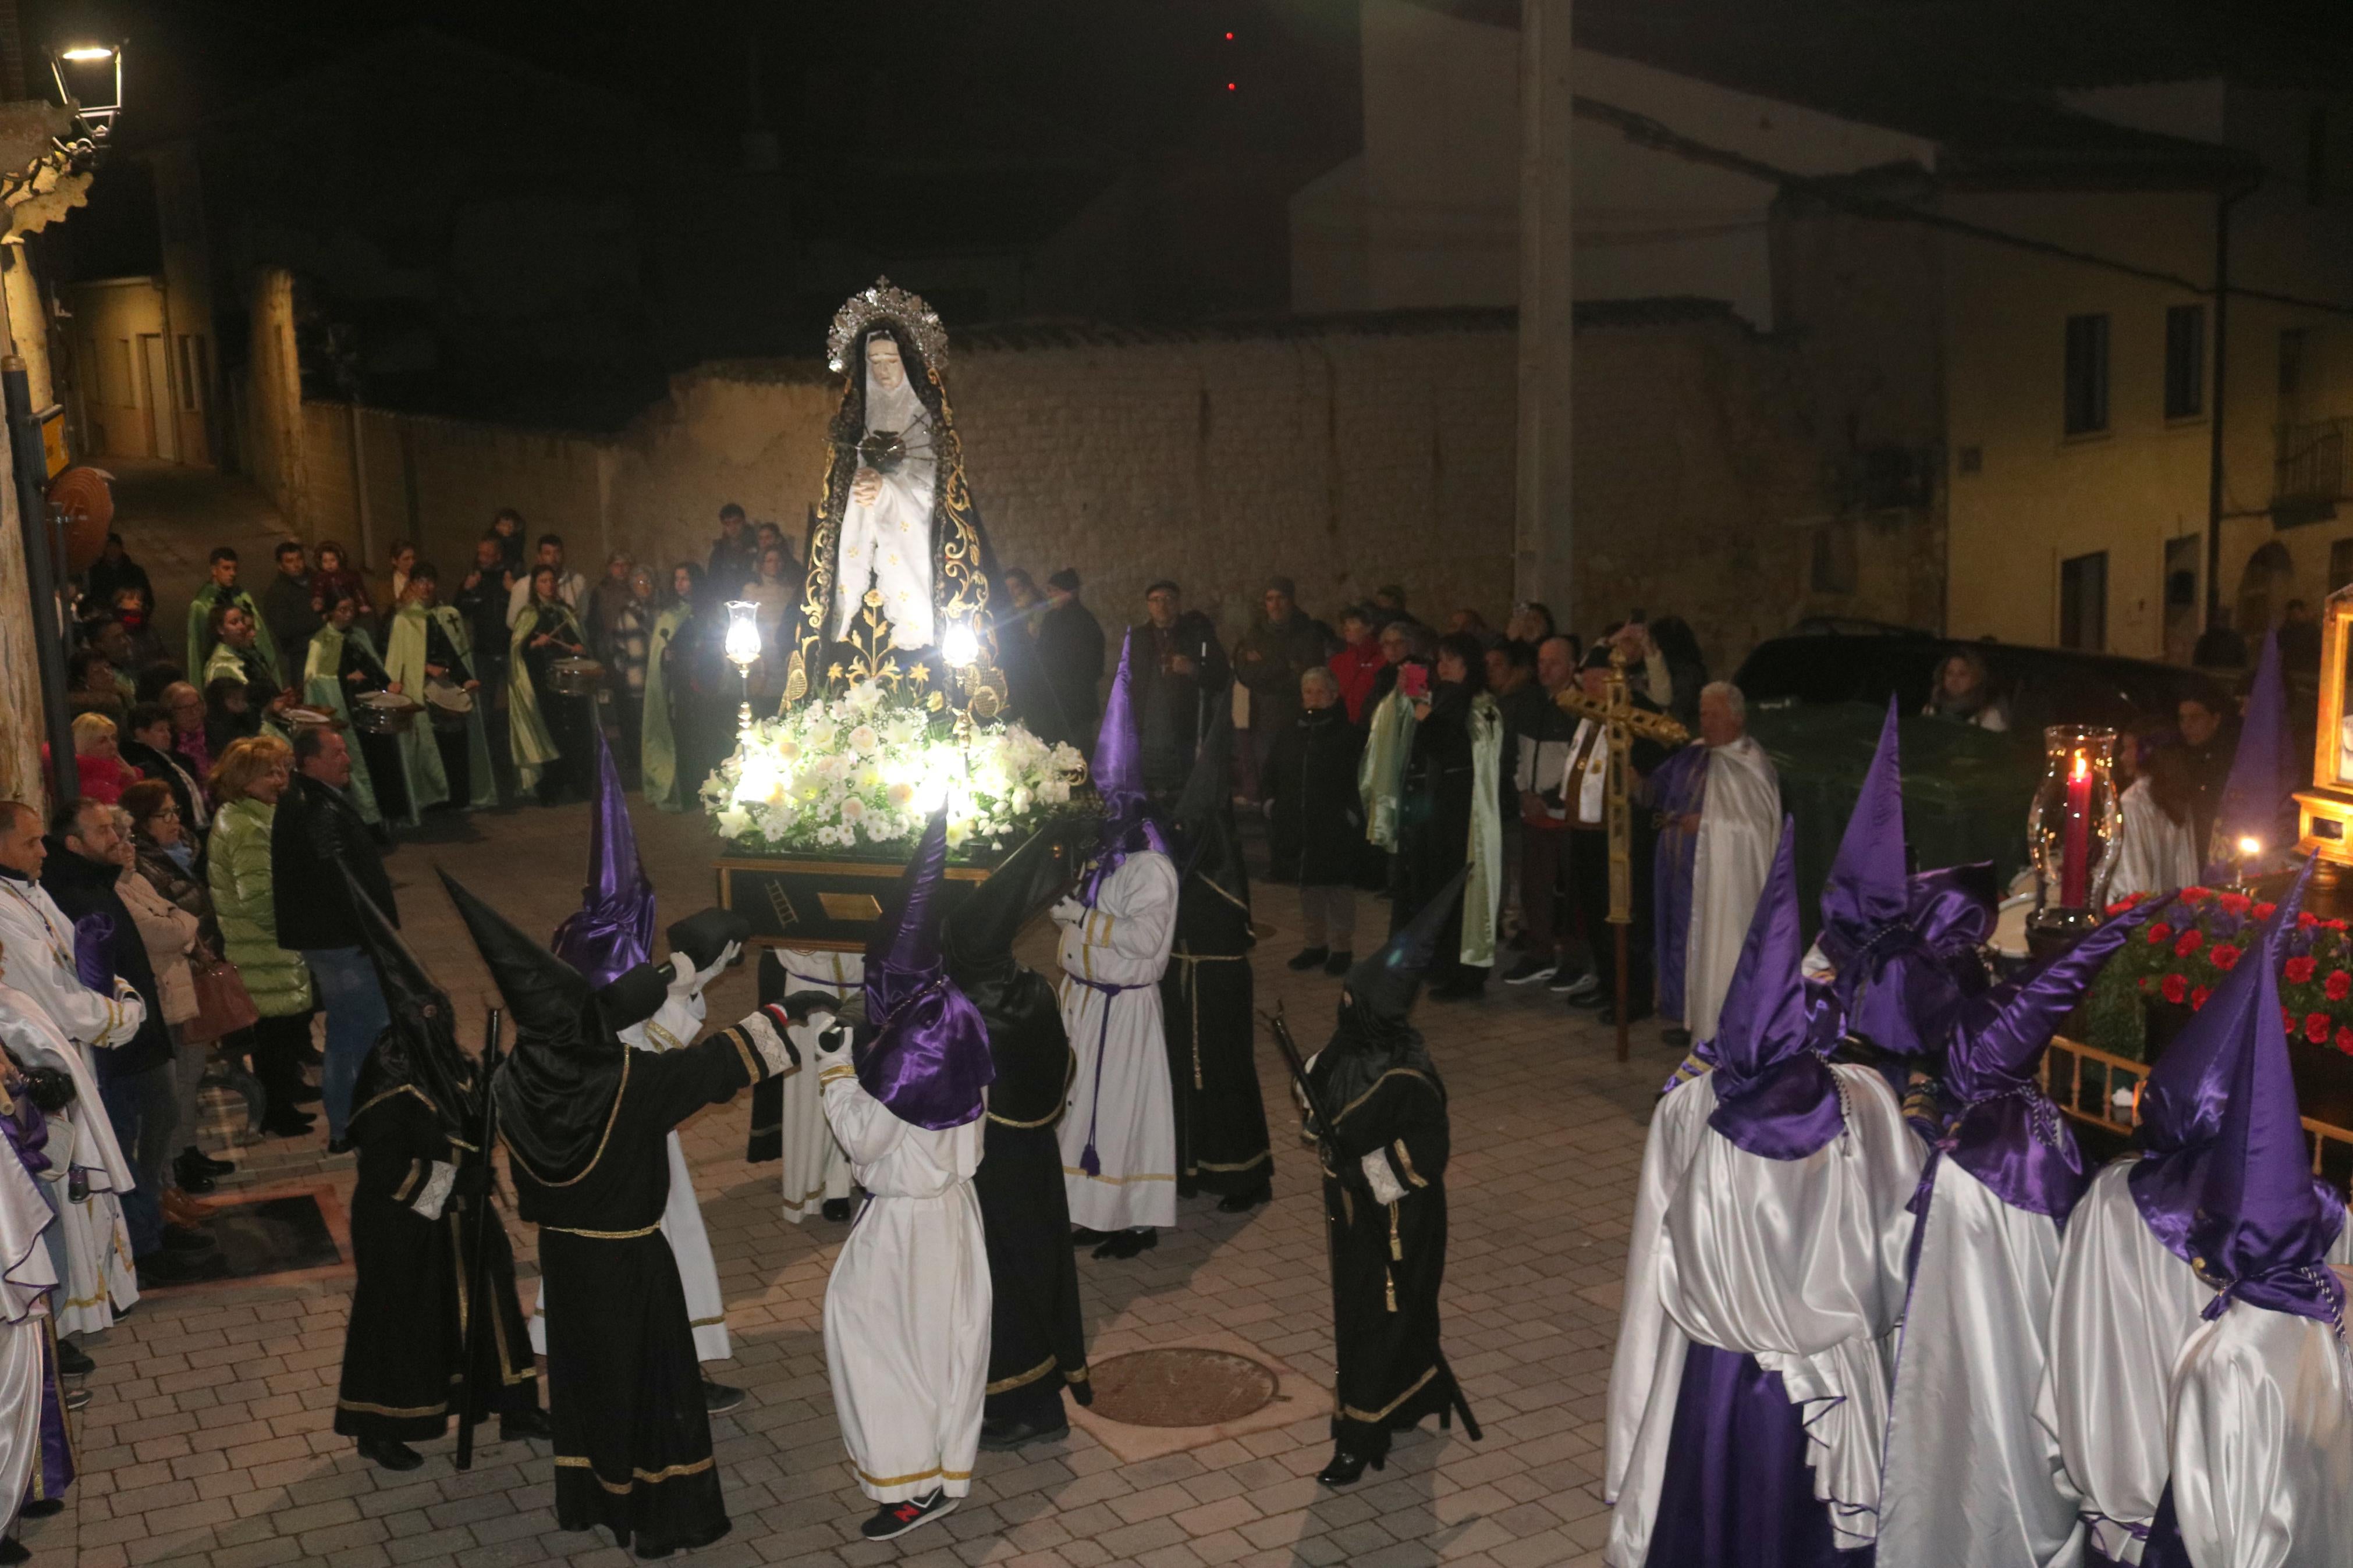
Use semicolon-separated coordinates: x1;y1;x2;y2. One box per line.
2027;724;2120;929
940;619;979;669
723;600;762;671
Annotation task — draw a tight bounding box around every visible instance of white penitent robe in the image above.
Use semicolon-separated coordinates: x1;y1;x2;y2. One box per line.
529;959;734;1363
1683;735;1781;1040
1879;1158;2079;1568
0;1129;55;1528
818;1043;988;1503
0;975;140;1337
2036;1162;2214;1566
772;948;860;1223
2096;777;2200;905
2170;1301;2353;1568
1604;1065;1922;1568
831;367;938;650
1056;852;1180;1232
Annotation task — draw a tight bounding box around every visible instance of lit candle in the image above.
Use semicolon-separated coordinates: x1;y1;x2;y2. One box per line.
723;600;762;672
2061;748;2091;908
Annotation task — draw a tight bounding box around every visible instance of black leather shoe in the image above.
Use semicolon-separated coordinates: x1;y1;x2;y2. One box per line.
1322;950;1353;976
17;1499;62;1519
326;1139;352;1156
161;1224;215;1253
1316;1445;1384;1487
1596;1001;1655;1027
978;1413;1069;1450
500;1405;553;1440
1091;1227;1158;1260
55;1338;93;1377
1215;1185;1270;1214
701;1379;746;1414
0;1533;28;1563
1070;1226;1110;1247
357;1435;423;1472
175;1167;217;1196
183;1146;235;1177
260;1108;315;1138
1286;947;1329;972
820;1197;852;1222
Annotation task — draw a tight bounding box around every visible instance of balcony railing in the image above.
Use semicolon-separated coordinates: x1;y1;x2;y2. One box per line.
2275;417;2348;511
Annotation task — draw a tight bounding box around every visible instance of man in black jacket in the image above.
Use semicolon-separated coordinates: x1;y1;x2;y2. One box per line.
1123;579;1230;799
259;541;323;688
275;725;395;1152
1033;568;1105;755
41;799;222;1282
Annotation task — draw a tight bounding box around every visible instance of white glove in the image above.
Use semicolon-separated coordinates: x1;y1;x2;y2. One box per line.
813;1022;854;1072
1050;895;1085;929
1360;1149;1406;1206
411;1160;459;1221
683;940;739;1001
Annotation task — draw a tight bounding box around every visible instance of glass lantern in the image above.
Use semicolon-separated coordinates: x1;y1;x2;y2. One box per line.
722;600;763;673
2027;724;2121;938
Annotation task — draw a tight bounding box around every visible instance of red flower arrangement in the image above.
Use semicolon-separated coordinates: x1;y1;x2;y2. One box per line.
2106;887;2353;1059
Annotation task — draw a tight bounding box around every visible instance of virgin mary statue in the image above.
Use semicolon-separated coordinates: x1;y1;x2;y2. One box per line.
787;279;1003;706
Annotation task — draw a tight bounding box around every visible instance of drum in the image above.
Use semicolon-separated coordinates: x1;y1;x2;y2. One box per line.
350;691;421;735
424;678;474;733
280;705;336;730
548;657;606;697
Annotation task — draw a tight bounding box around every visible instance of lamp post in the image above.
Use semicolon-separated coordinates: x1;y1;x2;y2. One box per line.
723;600;762;734
49;41;124;143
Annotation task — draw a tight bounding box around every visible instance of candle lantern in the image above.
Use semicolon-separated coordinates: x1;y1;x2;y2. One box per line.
2296;585;2353;916
2027;724;2120;940
723;600;762;732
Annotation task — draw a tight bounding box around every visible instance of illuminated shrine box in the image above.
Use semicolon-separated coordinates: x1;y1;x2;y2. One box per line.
714;819;1086;953
2298;584;2353;915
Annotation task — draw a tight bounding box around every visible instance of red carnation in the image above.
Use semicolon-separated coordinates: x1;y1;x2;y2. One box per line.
2191;986;2212;1010
2174;929;2204;957
2218;892;2252;916
2284;1006;2298;1033
2338;1026;2353;1056
2161;973;2188;1005
2329;919;2351;933
2286;955;2318;985
2309;1013;2334;1045
2252;902;2277;921
2331;971;2352;1002
2106;894;2144;916
2211;943;2242;972
2148;923;2174;945
2180;887;2211;904
2301;911;2323;930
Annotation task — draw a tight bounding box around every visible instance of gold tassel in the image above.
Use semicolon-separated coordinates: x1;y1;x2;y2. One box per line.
1385;1268;1397;1313
1389;1201;1401;1260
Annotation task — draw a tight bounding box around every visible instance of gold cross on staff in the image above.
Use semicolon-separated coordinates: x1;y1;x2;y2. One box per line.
1552;646;1690;1061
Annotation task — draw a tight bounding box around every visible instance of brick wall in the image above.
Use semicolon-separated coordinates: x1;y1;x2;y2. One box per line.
255;307;1924;674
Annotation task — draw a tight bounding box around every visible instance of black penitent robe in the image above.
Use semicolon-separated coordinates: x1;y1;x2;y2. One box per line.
510;1032;765;1556
1160;874;1272;1200
974;968;1092;1427
1308;1056;1456;1463
333;1085;538;1443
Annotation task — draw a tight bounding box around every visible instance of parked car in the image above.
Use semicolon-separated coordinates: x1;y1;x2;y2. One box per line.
1734;620;2235;735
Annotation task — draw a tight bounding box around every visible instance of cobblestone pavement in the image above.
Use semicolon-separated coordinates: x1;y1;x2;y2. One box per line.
27;792;1669;1568
37;463;1670;1567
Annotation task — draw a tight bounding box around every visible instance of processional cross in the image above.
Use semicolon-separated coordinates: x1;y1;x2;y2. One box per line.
1552;647;1691;1061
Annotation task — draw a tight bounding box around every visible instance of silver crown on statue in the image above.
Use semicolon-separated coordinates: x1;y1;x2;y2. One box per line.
825;277;950;376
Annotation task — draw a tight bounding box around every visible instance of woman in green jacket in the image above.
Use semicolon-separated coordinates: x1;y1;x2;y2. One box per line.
207;734;317;1138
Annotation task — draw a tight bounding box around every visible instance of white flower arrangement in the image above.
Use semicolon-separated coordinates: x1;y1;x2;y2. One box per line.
704;680;1086;859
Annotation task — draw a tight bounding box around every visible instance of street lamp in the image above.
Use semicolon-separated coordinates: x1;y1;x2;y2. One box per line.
49;41;123;142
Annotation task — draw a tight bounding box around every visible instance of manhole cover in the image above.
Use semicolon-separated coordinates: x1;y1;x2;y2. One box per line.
1088;1347;1280;1428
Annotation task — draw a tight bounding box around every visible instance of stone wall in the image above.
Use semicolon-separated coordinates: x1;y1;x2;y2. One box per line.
245;305;1923;673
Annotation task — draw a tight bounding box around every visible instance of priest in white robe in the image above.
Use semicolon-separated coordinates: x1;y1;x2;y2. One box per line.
0;808;145;1336
1605;820;1922;1568
1676;682;1781;1041
811;812;993;1545
748;947;859;1224
2;1071;64;1563
1057;645;1179;1258
1879;902;2156;1568
2040;871;2353;1568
